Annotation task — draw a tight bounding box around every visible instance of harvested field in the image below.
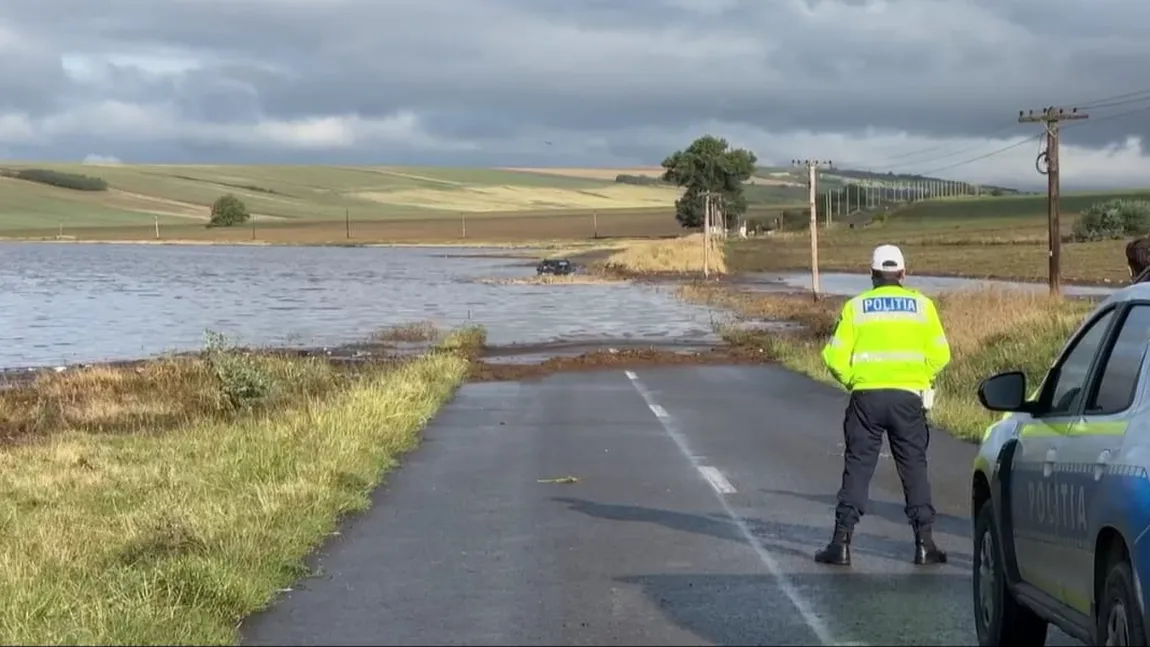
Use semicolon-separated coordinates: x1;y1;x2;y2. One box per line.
499;167;665;181
6;210;688;244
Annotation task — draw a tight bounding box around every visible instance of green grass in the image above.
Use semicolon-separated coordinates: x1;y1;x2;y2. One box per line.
680;283;1094;442
0;163;837;232
0;328;482;644
0;178;194;229
887;190;1150;225
0;164;695;230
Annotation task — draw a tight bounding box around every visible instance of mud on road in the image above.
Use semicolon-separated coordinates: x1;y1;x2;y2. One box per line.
0;337;776;391
469;343;772;382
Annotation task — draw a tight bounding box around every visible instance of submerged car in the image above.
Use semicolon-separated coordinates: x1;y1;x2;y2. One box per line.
971;281;1150;646
536;259;574;275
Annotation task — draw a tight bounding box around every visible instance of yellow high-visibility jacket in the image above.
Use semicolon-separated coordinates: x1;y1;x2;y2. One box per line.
820;284;951;393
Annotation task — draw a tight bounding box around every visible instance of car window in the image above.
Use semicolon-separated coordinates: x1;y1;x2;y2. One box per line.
1043;309;1116;416
1086;305;1150;415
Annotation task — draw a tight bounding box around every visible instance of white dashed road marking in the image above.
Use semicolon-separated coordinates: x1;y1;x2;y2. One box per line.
697;465;737;494
622;369;853;647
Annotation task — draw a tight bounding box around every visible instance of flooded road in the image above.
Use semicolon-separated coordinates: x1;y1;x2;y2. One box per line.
1;242;1114;371
0;243;723;369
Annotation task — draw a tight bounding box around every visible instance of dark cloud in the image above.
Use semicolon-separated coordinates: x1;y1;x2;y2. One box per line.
0;0;1148;181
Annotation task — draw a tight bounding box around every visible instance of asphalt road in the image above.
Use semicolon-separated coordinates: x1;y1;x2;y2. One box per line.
241;364;1079;646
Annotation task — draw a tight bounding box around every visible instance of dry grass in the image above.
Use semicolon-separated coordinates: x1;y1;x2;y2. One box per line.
681;284;1094;441
373;320;439;342
351;184;680;212
0;355;343;444
0;327;481;644
599;233;728;275
498;166;665;181
726;216;1131;285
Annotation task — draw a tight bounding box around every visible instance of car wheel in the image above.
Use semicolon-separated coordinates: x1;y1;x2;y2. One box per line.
973;502;1048;646
1097;552;1147;646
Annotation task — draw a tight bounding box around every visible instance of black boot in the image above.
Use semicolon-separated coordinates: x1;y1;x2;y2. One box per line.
814;525;852;566
913;526;947;565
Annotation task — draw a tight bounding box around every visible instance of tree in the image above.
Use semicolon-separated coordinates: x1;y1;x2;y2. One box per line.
208;194;251;228
661;135;758;228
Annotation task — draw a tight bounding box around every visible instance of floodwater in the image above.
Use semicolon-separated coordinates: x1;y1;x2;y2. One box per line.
0;243;727;369
740;271;1116;297
0;242;1115;370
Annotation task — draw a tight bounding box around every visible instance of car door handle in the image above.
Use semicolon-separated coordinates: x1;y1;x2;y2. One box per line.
1094;449;1113;481
1043;448;1058;477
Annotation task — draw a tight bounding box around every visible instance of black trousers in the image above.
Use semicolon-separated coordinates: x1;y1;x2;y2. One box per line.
835;388;936;531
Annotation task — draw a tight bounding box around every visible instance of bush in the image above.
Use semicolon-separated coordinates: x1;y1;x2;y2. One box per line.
207;194;250;228
1070;199;1150;242
1;168;108;191
202;331;273;410
614;173;665;186
778;209;811;231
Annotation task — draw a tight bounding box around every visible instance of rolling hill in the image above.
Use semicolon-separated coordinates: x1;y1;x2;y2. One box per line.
0;161;1027;233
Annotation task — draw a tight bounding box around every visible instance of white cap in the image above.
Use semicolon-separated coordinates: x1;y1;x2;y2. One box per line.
871;244;905;272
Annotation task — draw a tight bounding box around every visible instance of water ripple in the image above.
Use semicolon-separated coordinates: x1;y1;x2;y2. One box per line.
0;243;725;369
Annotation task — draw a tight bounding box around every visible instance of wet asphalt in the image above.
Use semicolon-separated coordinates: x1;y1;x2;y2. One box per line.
240;365;1079;646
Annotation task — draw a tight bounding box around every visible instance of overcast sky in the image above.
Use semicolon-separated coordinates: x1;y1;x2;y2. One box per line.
1;0;1148;190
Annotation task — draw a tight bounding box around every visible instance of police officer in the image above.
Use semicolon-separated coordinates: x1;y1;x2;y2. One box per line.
1126;236;1150;283
814;244;951;567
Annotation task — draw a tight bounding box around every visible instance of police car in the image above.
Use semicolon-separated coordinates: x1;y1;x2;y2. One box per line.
972;282;1150;645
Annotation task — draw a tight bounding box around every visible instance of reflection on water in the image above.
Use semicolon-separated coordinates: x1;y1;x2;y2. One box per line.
0;243;724;369
741;271;1115;297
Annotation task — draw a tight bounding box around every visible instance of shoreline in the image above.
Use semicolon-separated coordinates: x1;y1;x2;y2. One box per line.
0;236;626;252
0;234;1125;289
0;334;772;391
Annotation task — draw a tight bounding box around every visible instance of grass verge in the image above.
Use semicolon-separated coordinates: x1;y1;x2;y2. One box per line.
680;285;1094;441
0;326;482;645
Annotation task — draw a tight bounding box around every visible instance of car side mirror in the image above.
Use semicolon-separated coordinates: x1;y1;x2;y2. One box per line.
977;371;1032;413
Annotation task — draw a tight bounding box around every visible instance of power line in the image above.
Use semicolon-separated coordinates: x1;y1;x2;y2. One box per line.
1073;87;1150;109
881;132;1028;171
891;93;1150;178
914;134;1042;176
864;122;1021;165
1063;101;1150;130
1077;93;1150;111
864;88;1150;174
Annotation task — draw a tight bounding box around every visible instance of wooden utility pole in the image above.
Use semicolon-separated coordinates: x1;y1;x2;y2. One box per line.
702;191;711;278
1019;106;1087;296
793;159;832;297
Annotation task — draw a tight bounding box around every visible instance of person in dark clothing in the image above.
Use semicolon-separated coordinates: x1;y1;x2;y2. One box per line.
1127;237;1150;283
815;245;950;567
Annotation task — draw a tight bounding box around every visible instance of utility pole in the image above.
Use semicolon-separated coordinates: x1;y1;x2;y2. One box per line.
793;159;832;298
1019;106;1087;296
702;191;711;278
